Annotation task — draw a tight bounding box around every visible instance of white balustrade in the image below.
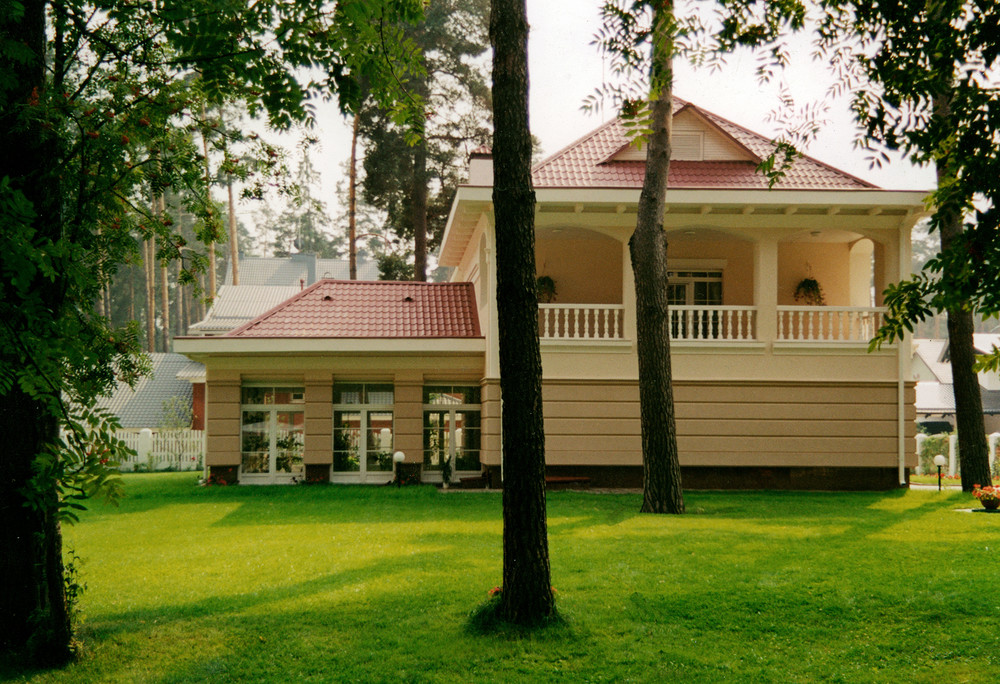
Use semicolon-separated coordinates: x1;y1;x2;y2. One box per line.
538;304;624;340
668;306;757;341
776;306;885;342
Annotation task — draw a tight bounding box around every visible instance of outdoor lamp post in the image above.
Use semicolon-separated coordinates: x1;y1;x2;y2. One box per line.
933;454;947;491
393;450;406;488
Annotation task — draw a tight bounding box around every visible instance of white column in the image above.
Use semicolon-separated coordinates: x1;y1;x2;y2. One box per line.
754;236;778;344
949;434;958;477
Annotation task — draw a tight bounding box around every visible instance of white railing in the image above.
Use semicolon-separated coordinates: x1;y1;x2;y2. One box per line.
539;304;625;340
117;429;205;471
777;306;885;342
669;306;757;341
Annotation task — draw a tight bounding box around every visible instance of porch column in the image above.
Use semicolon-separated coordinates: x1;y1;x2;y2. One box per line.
622;239;638;345
755;235;778;344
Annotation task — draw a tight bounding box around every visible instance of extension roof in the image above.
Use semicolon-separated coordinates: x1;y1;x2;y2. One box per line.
227;280;482;339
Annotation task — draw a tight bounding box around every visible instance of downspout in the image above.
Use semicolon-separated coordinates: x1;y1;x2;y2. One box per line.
899;340;906;485
898;214;915;486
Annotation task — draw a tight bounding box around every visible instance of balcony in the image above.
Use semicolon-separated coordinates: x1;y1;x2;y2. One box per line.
538;303;886;344
777;306;884;343
539;304;625;340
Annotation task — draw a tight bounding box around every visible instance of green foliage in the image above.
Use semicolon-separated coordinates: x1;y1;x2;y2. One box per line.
359;0;491;270
0;0;429;658
709;0;1000;343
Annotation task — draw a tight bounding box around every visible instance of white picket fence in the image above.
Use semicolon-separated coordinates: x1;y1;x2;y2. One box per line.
116;429;205;471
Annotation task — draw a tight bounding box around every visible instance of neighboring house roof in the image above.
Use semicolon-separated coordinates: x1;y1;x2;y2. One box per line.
188;285;301;335
227;280;482;339
531;99;878;191
222;254;379;287
96;353;204;429
914;336;1000;417
915;383;1000;416
913;339;951;383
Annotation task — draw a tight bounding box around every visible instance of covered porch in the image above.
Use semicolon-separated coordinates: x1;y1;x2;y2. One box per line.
533;221;896;346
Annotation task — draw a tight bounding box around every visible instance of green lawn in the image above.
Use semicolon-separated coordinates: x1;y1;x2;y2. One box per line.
4;473;998;683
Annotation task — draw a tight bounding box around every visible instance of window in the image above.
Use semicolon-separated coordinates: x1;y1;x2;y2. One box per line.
423;386;481;475
333;383;395;482
241;385;305;482
668;270;723;339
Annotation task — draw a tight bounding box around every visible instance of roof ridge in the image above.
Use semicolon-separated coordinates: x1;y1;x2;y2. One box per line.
226;280;324;336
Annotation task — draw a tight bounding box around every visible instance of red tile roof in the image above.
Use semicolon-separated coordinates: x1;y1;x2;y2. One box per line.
227;280;482;339
531;99;878;190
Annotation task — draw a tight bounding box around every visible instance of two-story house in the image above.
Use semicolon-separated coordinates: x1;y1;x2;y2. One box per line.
175;98;927;489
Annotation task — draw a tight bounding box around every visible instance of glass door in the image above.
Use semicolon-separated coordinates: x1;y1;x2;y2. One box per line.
332;383;395;483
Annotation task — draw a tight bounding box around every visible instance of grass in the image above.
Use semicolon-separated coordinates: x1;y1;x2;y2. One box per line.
4;473;999;683
909;474;999;485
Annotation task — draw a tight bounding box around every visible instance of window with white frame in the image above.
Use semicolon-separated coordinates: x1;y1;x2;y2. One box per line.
332;383;395;478
423;386;481;475
240;385;305;480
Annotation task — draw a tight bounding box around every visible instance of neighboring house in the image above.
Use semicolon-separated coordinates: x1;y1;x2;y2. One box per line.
222;253;379;287
176;98;927;489
912;336;1000;434
96;353;204;430
189;254;379;336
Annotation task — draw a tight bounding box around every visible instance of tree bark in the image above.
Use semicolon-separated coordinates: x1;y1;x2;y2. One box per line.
631;1;684;514
0;0;74;663
933;92;991;491
490;0;555;625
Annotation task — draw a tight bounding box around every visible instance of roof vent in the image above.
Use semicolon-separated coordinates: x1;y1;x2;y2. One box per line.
323;295;333;301
403;295;414;302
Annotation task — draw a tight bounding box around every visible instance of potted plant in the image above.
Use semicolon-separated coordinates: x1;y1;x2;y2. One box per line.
535;275;557;303
794;277;826;306
972;484;1000;510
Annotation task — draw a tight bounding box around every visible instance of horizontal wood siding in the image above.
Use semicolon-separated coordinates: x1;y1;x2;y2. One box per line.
542;380;915;469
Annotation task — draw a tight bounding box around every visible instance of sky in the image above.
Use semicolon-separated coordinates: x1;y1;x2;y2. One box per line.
299;0;935;238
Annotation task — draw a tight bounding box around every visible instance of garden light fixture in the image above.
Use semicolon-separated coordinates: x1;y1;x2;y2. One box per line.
393;450;406;488
933;454;947;491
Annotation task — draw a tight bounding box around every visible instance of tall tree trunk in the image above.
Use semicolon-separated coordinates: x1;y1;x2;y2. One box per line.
200;104;217;300
0;0;74;663
349;113;359;280
412;136;429;281
490;0;555;625
227;177;239;285
632;1;684;514
176;261;187;335
158;196;170;351
145;236;156;353
935;91;990;490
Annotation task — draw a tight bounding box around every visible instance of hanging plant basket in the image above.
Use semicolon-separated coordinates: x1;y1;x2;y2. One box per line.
794;277;826;306
536;275;557;303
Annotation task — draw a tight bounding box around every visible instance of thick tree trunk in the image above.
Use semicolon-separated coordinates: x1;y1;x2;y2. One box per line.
934;93;991;491
632;2;684;514
0;0;74;663
490;0;555;625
